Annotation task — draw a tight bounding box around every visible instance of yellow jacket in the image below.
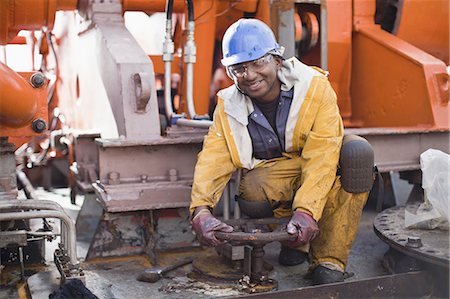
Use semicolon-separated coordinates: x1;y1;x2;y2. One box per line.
190;57;344;221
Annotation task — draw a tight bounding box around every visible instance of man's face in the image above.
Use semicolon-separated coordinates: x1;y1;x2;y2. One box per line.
229;54;282;103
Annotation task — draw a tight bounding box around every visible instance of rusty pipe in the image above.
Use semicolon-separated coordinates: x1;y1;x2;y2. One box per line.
0;63;41;127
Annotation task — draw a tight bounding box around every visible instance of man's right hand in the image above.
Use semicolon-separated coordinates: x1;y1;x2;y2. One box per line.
191;208;233;247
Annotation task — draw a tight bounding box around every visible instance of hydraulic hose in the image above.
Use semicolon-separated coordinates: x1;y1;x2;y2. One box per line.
186;0;194;22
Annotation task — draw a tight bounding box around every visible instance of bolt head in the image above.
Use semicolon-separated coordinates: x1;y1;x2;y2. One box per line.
31;119;47;133
406;236;423;248
30;72;45;88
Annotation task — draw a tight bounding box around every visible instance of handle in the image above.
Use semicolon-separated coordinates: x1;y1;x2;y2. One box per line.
160;257;194;275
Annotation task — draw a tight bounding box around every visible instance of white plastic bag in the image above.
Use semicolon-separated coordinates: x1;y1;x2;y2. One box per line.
405;149;450;229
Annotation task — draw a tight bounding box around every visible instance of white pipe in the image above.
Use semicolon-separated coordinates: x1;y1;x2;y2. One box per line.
164;61;174;120
163;18;175;122
186;62;197;118
176;118;212;128
0;209;78;266
184;20;200;119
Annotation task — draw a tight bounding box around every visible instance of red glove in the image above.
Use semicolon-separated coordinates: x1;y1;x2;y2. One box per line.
286;211;319;247
191;209;233;247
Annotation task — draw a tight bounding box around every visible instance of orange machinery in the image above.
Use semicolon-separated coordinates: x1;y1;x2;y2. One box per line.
1;0;448;132
3;0;446;136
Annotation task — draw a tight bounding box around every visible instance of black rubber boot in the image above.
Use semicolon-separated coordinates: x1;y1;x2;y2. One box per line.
278;246;307;266
312;265;345;285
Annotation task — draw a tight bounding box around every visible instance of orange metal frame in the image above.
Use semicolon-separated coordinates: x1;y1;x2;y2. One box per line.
1;0;448;132
0;0;76;45
0;69;48;137
349;0;449;129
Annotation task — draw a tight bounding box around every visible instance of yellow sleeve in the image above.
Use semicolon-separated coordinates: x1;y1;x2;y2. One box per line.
189;102;237;215
292;80;343;221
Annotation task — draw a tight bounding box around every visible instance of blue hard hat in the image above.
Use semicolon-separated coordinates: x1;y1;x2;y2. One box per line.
221;18;281;67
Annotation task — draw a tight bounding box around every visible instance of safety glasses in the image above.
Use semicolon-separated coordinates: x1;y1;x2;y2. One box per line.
228;54;273;78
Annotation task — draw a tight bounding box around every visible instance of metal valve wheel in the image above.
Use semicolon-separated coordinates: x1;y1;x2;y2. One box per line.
214;218;292;244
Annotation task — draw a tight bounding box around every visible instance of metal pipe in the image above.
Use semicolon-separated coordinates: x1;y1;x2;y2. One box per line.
183;0;210;121
0;199;66;213
0;210;77;266
185;59;197;118
0;199;69;244
163;0;175;122
16;170;38;200
0;199;68;245
184;18;200;119
183;0;199;119
234;170;242;219
223;184;230;221
164;61;174;121
175;118;212;128
18;246;24;281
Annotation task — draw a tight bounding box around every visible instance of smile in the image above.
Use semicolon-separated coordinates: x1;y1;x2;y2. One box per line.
246;80;263;90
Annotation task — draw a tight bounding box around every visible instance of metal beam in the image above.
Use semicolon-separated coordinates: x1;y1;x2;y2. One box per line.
235;271;432;298
346;128;450;172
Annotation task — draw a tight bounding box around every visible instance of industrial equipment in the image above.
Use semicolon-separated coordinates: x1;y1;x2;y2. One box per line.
0;0;448;298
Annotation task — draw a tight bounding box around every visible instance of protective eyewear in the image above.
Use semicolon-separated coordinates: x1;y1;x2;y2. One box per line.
228;54;273;78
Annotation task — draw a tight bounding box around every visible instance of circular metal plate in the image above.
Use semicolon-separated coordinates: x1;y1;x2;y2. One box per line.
192;252;244;281
374;203;449;268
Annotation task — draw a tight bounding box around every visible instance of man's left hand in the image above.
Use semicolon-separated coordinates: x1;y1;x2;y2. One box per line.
286;211;319;247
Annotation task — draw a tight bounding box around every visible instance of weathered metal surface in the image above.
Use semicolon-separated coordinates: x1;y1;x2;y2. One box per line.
90;1;161;140
85;211;150;260
75;193;104;260
54;243;85;283
0;210;78;266
374;203;450;268
71;131;100;191
215;218;290;244
216;243;245;261
345;128;450;172
192;251;247;281
215;231;291;244
351;2;449;129
93;137;203;212
0;140;18;199
0;231;27;248
234;271;432;298
205;218;293;291
93;181;193;212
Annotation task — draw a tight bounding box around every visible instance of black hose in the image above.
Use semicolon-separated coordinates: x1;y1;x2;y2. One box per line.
185;0;194;22
166;0;174;21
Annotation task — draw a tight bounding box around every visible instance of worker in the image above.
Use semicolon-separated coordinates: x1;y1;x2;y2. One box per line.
190;18;372;285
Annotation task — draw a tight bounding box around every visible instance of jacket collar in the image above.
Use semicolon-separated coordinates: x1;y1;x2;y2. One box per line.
217;57;312;125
